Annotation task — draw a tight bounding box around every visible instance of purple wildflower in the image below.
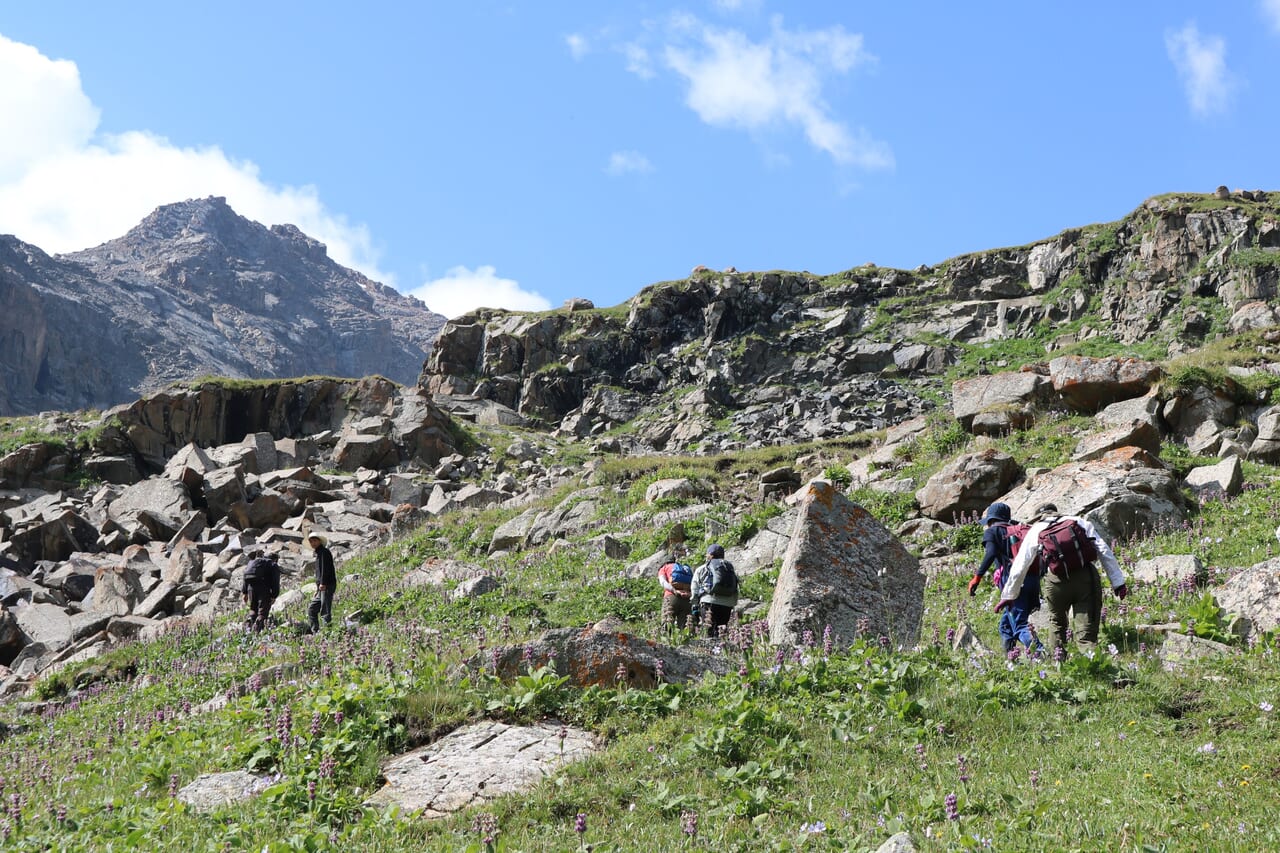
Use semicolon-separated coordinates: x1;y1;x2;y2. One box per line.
681;810;698;837
945;792;960;821
574;812;587;835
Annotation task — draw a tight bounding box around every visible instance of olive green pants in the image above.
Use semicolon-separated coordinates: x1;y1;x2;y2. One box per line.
1041;565;1103;652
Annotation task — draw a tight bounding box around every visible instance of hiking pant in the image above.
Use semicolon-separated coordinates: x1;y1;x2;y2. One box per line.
705;603;733;638
308;587;334;632
1042;564;1103;653
661;593;691;630
999;578;1043;652
246;589;273;632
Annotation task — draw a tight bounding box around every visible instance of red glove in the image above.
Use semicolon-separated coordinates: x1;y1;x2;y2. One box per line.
967;575;982;596
994;599;1011;614
1114;584;1128;600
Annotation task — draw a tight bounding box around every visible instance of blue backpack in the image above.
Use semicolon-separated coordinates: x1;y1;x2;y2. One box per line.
669;562;693;585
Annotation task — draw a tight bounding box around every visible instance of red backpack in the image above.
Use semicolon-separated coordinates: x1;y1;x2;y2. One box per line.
991;522;1032;588
1036;518;1097;578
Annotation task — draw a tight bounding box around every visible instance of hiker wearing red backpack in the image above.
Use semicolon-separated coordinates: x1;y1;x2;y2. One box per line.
995;502;1127;655
968;502;1042;654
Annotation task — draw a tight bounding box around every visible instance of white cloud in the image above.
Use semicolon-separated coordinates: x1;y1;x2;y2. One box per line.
1165;23;1237;117
606;150;654;175
656;15;891;168
620;42;655;79
408;265;551;319
1263;0;1280;33
0;33;393;284
711;0;762;13
565;32;589;59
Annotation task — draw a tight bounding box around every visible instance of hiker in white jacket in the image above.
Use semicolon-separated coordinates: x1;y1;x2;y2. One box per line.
997;503;1127;654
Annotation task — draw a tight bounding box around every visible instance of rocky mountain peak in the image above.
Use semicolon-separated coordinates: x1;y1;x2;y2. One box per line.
0;200;446;415
71;196;326;271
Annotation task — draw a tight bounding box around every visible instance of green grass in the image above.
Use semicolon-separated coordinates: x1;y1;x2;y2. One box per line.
4;449;1280;851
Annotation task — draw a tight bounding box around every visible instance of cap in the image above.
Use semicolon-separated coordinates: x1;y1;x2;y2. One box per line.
1033;502;1059;520
706;543;725;559
981;502;1011;525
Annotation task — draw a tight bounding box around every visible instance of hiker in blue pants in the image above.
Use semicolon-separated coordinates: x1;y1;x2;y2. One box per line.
968;502;1042;654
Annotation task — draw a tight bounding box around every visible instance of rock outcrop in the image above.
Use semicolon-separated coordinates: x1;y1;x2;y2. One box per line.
768;481;925;649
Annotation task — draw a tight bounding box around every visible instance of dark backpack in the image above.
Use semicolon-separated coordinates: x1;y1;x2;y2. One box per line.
244;556;272;586
669;562;693;586
989;522;1031;588
1037;518;1097;578
707;558;739;597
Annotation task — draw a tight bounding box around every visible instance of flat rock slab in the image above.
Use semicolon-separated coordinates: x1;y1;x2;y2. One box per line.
176;770;276;813
365;721;598;817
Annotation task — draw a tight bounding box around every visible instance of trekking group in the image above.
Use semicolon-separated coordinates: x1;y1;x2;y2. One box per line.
241;530;340;633
970;501;1127;656
657;543;740;637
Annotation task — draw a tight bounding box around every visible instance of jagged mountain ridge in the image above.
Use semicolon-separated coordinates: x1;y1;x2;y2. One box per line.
421;191;1280;450
0;197;446;416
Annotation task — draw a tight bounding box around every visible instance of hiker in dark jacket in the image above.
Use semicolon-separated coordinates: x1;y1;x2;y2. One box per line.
306;532;337;632
243;549;280;632
968;502;1042;654
691;544;738;638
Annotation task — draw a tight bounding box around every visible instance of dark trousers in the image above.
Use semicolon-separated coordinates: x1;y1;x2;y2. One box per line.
1043;565;1103;652
308;587;334;631
661;593;692;630
246;589;273;632
706;603;733;637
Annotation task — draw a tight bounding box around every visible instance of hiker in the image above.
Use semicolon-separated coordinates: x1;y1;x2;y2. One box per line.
242;549;281;632
657;547;694;631
691;544;739;638
306;532;337;632
968;502;1042;654
995;502;1127;654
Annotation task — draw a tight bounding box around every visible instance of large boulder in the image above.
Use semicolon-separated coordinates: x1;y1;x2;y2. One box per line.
489;508;541;554
108;478;192;541
998;451;1188;541
1165;386;1237;449
4;507;99;563
768;481;925;649
0;607;24;665
1049;355;1163;412
478;624;732;688
1071;420;1162;462
1249;404;1280;463
91;561;145;616
176;771;276;814
1095;393;1165;433
915;448;1022;522
163;541;205;584
1185;456;1244;498
201;467;247;521
950;371;1050;433
1213;558;1280;640
333;434;398;472
13;603;73;652
365;721;599;818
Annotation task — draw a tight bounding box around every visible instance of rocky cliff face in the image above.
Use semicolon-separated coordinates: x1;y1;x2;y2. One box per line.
0;198;446;416
420;192;1280;450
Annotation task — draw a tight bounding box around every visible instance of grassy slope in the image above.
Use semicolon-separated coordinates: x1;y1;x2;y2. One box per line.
3;418;1280;852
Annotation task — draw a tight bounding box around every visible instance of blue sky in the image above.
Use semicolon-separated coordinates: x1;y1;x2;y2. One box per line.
2;2;1278;318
